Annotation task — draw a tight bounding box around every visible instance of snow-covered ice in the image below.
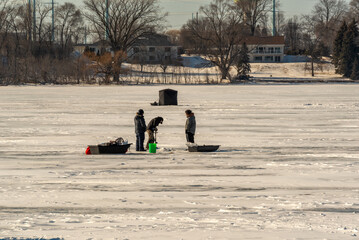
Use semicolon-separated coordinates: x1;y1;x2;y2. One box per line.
0;84;358;239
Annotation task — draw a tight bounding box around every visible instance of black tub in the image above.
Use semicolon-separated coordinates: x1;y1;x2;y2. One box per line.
188;145;220;152
88;144;132;154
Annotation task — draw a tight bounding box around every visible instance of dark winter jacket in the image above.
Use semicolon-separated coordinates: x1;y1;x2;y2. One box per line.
185;114;196;134
134;114;146;133
147;117;163;132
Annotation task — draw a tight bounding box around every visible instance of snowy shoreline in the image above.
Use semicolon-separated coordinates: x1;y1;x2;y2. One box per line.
1;79;358;87
1;61;352;86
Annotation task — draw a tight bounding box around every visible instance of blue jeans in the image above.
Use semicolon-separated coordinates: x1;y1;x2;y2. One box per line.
136;132;145;151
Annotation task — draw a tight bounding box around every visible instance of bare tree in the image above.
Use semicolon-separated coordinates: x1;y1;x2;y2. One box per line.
303;36;323;77
179;27;203;54
0;1;12;84
284;16;302;54
349;0;359;20
29;1;53;57
36;2;52;45
350;0;359;11
56;2;83;56
275;11;286;36
301;16;326;77
184;0;244;81
84;0;166;82
132;46;148;72
0;0;14;50
165;29;181;45
235;0;272;36
306;0;348;50
313;0;348;25
0;1;102;85
157;48;172;83
12;4;33;47
4;5;29;83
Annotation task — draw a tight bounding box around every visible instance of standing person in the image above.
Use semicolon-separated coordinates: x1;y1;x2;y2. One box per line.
146;117;164;149
134;109;146;151
185;110;196;143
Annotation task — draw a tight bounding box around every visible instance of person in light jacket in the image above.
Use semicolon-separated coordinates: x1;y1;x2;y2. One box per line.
185;110;196;143
134;109;146;151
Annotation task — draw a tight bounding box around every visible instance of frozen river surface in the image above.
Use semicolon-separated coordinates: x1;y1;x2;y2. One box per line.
0;85;359;239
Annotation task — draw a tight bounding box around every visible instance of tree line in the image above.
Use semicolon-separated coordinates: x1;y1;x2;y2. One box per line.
0;0;165;85
333;20;359;80
178;0;359;80
0;0;86;84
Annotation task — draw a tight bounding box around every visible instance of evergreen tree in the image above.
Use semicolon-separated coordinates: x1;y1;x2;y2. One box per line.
350;57;359;80
333;21;347;71
236;43;251;79
339;20;359;77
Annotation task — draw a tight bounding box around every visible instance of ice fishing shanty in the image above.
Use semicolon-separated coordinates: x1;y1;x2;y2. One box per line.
159;89;178;106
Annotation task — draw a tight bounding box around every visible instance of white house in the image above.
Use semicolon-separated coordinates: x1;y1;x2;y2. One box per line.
74;40;112;56
243;36;285;63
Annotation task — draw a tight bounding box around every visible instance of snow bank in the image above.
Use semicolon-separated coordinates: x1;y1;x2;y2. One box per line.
181;55;214;68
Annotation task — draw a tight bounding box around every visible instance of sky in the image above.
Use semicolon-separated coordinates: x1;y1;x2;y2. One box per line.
159;0;351;29
56;0;351;29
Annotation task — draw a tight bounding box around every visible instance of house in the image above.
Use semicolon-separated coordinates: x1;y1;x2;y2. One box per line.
0;47;8;67
74;33;180;65
127;33;179;64
243;36;285;63
74;40;112;56
0;55;8;67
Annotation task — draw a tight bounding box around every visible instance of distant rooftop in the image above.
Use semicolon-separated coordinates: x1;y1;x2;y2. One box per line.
132;33;176;47
74;33;176;48
242;36;285;45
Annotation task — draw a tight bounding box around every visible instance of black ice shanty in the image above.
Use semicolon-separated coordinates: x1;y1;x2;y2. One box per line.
159;89;178;106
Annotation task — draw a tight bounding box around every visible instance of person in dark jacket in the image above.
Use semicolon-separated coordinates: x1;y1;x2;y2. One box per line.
134;109;146;151
185;110;196;143
146;116;164;149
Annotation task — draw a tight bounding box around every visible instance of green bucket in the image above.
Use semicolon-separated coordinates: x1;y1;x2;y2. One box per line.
149;143;157;153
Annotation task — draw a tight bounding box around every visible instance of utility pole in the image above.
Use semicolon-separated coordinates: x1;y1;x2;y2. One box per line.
28;0;32;41
45;0;56;42
33;0;36;41
105;0;109;40
273;0;276;36
51;0;54;42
